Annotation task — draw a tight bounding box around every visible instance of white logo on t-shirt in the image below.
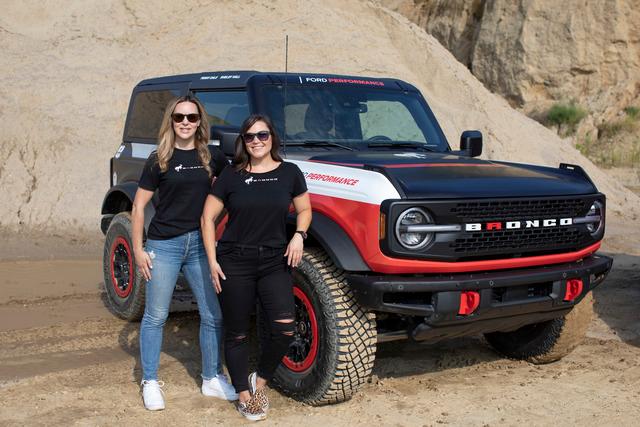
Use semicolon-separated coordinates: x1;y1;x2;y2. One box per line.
174;164;204;172
244;176;278;185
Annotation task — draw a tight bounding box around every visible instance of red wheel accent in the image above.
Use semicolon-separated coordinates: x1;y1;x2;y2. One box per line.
110;236;134;298
283;285;319;372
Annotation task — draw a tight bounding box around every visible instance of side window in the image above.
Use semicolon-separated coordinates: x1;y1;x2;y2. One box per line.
126;90;180;139
194;91;249;127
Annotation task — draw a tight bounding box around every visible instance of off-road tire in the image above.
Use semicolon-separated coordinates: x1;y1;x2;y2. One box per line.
484;293;593;364
272;248;377;405
102;212;145;321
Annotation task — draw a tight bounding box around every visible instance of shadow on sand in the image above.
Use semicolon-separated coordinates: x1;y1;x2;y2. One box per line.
591;252;640;347
101;291;264;387
99;290;205;386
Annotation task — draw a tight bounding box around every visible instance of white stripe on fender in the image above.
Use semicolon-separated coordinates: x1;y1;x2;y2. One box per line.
287;159;400;205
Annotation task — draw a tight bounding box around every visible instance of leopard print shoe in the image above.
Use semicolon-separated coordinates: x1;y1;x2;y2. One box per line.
237;394;266;422
248;372;270;413
253;388;269;413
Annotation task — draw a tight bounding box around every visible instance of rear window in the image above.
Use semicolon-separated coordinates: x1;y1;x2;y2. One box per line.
126;90;180;140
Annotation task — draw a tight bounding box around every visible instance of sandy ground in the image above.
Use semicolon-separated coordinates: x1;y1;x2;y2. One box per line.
1;0;639;424
0;227;639;427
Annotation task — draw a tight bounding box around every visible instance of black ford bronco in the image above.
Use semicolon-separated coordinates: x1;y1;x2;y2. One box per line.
101;71;612;405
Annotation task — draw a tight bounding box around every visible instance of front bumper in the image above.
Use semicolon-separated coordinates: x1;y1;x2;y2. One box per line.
346;253;612;342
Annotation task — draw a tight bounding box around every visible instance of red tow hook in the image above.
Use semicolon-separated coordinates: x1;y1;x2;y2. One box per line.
564;278;584;301
458;291;480;315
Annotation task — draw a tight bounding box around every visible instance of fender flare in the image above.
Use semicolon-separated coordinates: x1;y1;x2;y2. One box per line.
100;182;155;234
290;212;370;272
101;182;138;214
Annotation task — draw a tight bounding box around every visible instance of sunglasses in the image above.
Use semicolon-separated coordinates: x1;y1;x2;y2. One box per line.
172;113;200;123
243;131;271;143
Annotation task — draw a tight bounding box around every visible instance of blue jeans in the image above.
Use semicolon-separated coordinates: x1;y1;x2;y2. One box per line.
140;230;223;381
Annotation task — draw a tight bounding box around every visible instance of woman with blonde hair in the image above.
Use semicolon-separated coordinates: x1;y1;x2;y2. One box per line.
131;95;236;410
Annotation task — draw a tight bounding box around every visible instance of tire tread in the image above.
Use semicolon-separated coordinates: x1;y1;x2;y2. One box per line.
274;248;376;405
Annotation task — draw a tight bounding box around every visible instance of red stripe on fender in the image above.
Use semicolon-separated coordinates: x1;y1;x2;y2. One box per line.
309;194;382;261
309;193;602;274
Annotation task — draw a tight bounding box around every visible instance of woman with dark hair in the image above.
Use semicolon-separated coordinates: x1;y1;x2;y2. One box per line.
132;96;237;410
201;114;312;421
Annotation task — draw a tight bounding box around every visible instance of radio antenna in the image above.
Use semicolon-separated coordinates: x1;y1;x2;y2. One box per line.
282;34;289;155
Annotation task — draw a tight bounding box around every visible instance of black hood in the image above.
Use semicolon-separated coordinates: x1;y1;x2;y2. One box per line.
306;152;597;199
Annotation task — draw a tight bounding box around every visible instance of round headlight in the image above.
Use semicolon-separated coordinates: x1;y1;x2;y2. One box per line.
585;200;604;235
394;207;434;250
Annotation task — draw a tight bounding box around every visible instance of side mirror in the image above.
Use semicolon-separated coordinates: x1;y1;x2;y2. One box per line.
460;130;482;157
211;125;239;157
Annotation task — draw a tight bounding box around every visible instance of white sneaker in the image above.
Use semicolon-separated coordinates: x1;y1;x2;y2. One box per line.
141;380;165;411
202;374;239;401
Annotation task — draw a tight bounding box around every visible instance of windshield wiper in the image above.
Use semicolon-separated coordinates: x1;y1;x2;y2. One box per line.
367;141;436;151
287;139;355;151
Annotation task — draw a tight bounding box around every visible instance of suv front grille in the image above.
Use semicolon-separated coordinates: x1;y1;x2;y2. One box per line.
451;226;590;255
449;198;588;222
385;195;603;262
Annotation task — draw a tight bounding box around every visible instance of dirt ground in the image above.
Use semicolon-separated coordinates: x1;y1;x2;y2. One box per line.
0;229;639;426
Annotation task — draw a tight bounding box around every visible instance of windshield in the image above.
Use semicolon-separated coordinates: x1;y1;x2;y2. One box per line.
260;85;449;151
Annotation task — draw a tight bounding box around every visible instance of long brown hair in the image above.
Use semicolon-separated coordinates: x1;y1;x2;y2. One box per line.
234;114;283;172
157;95;212;177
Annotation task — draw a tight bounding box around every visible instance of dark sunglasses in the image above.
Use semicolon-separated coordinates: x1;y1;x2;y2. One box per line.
243;131;271;143
172;113;200;123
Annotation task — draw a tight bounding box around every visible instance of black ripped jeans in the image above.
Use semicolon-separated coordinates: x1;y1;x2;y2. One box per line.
217;243;295;393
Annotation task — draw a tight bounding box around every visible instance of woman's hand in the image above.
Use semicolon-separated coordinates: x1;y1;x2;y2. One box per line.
131;187;154;281
201;195;226;293
134;248;153;281
209;261;226;294
289;191;311;268
285;233;304;267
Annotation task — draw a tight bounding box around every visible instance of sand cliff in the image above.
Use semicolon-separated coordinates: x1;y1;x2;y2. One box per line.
383;0;640;146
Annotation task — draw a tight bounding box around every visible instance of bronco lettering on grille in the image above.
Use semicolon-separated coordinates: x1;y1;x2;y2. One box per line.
465;218;573;231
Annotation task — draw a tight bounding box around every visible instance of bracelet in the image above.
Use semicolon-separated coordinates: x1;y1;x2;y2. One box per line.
295;230;308;240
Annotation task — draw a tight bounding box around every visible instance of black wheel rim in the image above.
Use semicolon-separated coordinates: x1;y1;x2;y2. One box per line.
284;286;318;372
110;237;133;298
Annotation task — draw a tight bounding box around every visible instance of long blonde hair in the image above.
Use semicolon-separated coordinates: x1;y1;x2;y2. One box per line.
157;96;212;177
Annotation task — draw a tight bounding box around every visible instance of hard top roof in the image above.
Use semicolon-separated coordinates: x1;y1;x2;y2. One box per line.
136;71;419;91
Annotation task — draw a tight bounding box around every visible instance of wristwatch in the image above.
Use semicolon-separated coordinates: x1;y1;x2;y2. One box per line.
295;230;308;240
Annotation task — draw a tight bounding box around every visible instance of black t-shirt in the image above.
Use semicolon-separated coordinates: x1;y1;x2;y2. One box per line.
139;146;228;240
210;162;308;247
